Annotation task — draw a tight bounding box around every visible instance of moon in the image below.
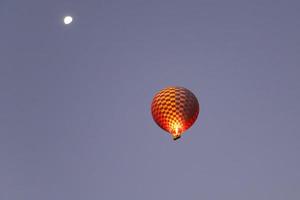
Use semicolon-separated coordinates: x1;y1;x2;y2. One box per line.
63;16;73;25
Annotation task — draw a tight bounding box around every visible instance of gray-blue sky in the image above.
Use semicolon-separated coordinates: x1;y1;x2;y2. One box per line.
1;0;300;199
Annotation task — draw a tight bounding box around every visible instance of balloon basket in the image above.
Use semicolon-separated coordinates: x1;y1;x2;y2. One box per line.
173;135;181;141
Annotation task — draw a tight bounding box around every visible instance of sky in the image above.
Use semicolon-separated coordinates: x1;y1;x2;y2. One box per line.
1;0;300;199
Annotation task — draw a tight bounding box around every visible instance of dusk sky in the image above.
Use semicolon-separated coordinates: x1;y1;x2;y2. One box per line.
1;0;300;199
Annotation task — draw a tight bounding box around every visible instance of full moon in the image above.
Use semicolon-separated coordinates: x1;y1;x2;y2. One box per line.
63;16;73;25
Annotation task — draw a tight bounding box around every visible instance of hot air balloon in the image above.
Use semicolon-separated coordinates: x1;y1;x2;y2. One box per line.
151;86;200;140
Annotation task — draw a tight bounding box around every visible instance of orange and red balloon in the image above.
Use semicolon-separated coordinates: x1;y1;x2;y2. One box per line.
151;86;200;140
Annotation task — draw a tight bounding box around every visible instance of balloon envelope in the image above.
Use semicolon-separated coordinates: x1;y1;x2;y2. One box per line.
151;86;200;140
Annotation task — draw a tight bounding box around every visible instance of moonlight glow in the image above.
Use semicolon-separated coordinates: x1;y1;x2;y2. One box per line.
63;16;73;25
